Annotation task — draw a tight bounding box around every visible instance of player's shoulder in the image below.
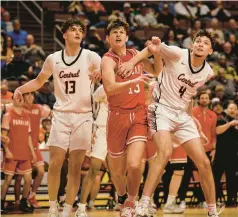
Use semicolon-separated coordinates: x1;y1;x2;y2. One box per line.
82;48;98;57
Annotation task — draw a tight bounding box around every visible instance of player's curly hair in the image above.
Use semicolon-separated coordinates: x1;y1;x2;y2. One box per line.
61;18;85;34
106;18;129;36
193;30;215;49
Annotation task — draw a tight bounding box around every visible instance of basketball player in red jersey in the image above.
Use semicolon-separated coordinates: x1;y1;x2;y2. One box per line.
101;19;162;217
13;92;51;208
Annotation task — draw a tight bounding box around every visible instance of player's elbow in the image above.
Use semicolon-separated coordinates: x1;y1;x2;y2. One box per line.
104;86;115;96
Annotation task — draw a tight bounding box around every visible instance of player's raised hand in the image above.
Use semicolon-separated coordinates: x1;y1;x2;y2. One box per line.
117;61;135;78
132;74;154;85
13;89;24;105
147;36;161;55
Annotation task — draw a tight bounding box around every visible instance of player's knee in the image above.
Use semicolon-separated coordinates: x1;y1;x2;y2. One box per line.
158;149;172;161
37;168;45;177
15;175;23;182
127;161;141;172
49;158;64;172
5;175;13;184
23;174;32;184
203;157;211;170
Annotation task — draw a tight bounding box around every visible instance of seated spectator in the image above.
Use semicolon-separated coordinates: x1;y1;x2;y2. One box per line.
7;19;28;47
135;3;158;28
1;46;31;80
193;19;202;31
174;1;196;21
126;27;144;50
182;29;197;49
157;3;174;28
211;101;225;119
34;81;56;109
214;84;234;106
164;29;181;47
171;18;188;42
23;34;46;65
1;32;14;68
222;42;237;66
158;2;176;16
1;11;13;33
194;1;211;19
208;18;224;44
225;19;238;40
1;79;13;104
84;26;105;56
121;2;138;29
211;1;231;22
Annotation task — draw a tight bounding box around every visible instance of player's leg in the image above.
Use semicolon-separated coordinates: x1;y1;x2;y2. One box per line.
14;175;23;207
1;173;14;212
183;138;218;216
20;172;32;212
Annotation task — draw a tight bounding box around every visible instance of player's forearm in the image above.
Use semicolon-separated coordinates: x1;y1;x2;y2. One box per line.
216;123;230;135
104;80;133;96
131;48;152;66
160;43;181;62
153;53;163;76
28;136;35;156
17;77;46;94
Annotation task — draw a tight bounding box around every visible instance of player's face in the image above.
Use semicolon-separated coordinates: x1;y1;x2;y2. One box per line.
199;94;210;107
63;25;83;45
227;103;237;118
192;36;213;58
107;27;128;48
23;92;34;105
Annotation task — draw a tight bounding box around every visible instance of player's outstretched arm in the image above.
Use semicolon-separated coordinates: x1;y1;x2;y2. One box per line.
101;56;152;96
14;55;53;104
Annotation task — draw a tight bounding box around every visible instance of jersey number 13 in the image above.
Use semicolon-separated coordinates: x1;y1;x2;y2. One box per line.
65;81;76;94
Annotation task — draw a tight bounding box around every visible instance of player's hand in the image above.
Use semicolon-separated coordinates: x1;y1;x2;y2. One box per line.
229;120;238;127
132;74;154;85
210;149;216;163
89;69;101;83
32;153;37;164
13;89;24;105
117;62;135;78
1;135;10;144
147;36;161;55
5;149;13;159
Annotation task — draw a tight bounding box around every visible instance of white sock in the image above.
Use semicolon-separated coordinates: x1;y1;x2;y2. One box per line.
208;203;217;215
140;195;151;206
79;203;86;210
29;192;36;199
49;200;57;210
166;195;176;205
62;203;72;214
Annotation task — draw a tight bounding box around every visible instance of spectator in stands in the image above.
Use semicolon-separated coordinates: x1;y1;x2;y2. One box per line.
23;34;46;65
208;18;224;44
121;2;138;29
158;2;176;16
1;79;13;104
164;29;180;47
193;19;202;31
1;46;31;80
171;18;188;43
222;42;237;67
83;0;106;28
213;102;238;207
1;11;13;33
211;1;231;22
157;3;174;28
194;1;211;19
212;101;225;119
126;27;144;50
34;81;56;109
67;1;84;13
84;26;105;56
8;19;28;47
135;3;158;28
174;1;196;21
182;28;196;49
214;84;233;106
225;18;238;40
1;33;14;68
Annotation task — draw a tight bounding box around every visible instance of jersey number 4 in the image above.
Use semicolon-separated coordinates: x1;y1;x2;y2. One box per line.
65;81;76;94
129;84;140;94
179;86;186;98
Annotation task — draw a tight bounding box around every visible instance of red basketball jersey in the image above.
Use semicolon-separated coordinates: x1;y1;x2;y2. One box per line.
2;109;31;160
104;48;145;109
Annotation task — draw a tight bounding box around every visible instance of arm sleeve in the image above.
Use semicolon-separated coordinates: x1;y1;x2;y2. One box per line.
40;54;54;76
88;51;101;70
160;43;182;62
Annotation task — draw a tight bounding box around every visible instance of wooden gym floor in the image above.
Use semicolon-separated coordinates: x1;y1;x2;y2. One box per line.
2;208;238;216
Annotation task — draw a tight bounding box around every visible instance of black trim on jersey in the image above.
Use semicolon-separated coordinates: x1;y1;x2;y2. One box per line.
157;71;164;103
188;50;205;74
61;48;83;66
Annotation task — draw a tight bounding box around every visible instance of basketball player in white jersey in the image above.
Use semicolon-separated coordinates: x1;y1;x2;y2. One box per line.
118;30;223;217
13;18;101;217
75;84;108;217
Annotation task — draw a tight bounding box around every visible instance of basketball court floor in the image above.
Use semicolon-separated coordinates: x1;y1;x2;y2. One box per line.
3;208;238;216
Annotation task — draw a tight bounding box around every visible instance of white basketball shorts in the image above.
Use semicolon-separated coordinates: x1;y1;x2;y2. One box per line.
47;111;93;152
148;103;200;147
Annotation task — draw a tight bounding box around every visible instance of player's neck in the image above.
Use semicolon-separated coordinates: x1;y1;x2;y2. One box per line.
190;53;205;67
65;45;81;56
111;46;127;57
24;103;32;109
13;106;23;115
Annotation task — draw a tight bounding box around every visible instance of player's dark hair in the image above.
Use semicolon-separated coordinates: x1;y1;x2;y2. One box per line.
193;30;215;49
106;18;129;36
61;18;85;34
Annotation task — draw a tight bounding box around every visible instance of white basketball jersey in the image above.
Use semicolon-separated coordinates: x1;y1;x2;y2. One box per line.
41;49;101;113
153;47;214;111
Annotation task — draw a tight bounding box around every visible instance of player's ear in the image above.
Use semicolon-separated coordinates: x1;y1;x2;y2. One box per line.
208;48;213;55
62;33;67;40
